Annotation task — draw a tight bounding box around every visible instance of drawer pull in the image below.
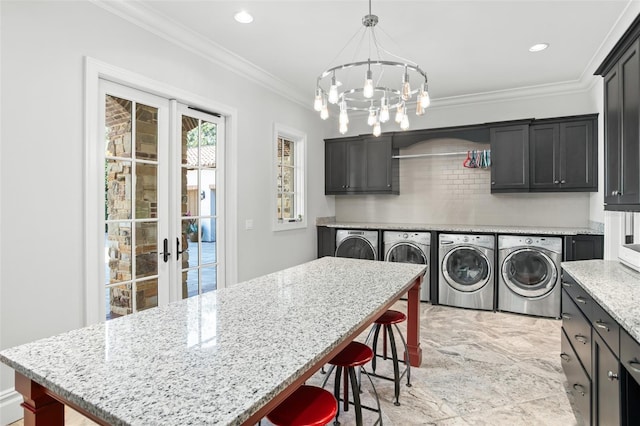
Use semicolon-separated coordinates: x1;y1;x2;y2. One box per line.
573;383;586;396
629;360;640;372
608;371;619;381
562;313;572;320
560;353;571;362
575;296;587;304
574;334;588;344
562;281;572;288
595;320;610;331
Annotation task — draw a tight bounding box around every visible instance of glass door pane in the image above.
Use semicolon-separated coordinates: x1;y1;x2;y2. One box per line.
104;92;164;319
180;111;220;299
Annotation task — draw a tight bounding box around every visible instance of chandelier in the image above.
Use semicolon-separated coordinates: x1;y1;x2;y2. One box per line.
313;0;430;137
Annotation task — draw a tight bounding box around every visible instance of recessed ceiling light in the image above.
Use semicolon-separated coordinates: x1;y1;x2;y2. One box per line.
234;10;253;24
529;43;549;52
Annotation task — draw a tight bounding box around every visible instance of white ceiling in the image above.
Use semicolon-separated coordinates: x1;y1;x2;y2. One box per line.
104;0;637;108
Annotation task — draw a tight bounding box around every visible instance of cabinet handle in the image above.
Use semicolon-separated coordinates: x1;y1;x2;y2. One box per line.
562;281;572;288
554;180;559;184
573;383;586;396
574;334;588;344
562;313;572;320
575;296;587;304
561;179;566;184
611;190;622;196
607;371;619;381
560;352;571;362
491;181;495;185
629;360;640;372
595;320;610;331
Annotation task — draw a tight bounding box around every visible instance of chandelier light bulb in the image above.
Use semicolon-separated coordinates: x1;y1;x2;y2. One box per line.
373;121;382;137
420;84;431;108
313;88;323;112
320;95;329;120
400;113;410;130
379;96;390;123
339;122;348;134
339;101;349;126
395;102;405;124
367;106;377;126
363;69;374;98
416;99;424;116
401;68;411;101
328;75;339;104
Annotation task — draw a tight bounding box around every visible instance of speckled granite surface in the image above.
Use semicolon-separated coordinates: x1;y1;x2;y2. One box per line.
0;257;425;426
562;260;640;343
319;221;602;235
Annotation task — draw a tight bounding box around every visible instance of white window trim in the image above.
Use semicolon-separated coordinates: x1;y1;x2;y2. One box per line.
84;57;239;325
272;123;307;232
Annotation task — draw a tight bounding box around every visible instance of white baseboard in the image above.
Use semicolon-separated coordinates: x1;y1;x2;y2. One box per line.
0;388;22;426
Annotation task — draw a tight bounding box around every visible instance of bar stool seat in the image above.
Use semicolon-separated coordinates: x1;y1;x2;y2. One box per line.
321;341;383;426
267;385;337;426
365;309;411;406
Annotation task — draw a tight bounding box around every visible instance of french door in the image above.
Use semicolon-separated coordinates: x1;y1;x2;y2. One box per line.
98;80;224;321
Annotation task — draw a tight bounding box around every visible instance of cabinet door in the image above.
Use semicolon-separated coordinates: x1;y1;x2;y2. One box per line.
490;125;530;192
620;40;640;205
530;123;559;190
317;226;336;258
365;136;393;191
325;141;347;194
604;66;622;205
347;139;366;191
593;333;621;426
560;119;596;190
563;235;604;261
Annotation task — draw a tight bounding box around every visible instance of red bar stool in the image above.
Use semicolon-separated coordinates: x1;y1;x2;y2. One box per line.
364;310;411;406
266;385;337;426
321;341;383;426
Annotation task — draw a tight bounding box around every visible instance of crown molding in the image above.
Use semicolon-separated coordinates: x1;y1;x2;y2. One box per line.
90;0;309;108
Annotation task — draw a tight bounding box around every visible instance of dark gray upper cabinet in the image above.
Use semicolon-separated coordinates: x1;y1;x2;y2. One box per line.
325;135;399;195
491;115;597;193
490;124;530;192
596;15;640;211
530;117;597;191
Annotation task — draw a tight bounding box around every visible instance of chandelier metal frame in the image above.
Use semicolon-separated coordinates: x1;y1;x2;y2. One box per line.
313;0;430;136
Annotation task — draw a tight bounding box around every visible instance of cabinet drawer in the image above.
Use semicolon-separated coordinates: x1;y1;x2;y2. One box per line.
561;328;592;426
593;332;621;426
621;329;640;384
561;273;593;319
591;299;620;357
562;289;592;378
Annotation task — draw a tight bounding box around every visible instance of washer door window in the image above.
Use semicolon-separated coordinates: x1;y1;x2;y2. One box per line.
502;249;557;298
386;243;427;265
335;237;377;260
442;247;491;292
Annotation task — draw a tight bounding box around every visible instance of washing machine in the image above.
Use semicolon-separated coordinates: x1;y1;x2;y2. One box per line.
383;231;430;301
335;229;379;260
438;234;495;311
498;235;562;318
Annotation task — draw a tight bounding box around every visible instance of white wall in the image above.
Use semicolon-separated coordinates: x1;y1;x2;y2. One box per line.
0;1;333;419
331;89;601;227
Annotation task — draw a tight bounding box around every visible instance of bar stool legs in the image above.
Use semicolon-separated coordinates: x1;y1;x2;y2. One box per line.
365;310;411;406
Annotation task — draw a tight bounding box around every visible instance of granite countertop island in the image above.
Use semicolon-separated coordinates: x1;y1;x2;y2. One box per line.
561;260;640;343
319;221;602;236
0;257;426;426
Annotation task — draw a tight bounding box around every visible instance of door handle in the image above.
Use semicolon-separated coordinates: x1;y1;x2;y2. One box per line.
176;237;184;260
159;238;170;263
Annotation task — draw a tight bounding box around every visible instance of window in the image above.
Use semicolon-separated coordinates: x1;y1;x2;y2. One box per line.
274;123;306;231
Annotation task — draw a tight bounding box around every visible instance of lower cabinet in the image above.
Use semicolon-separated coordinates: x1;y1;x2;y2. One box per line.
317;226;336;258
564;235;604;261
561;271;640;425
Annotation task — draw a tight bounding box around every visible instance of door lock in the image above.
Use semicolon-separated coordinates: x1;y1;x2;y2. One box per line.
159;238;171;263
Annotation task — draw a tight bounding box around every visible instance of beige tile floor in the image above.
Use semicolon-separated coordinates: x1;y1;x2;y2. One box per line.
9;302;579;426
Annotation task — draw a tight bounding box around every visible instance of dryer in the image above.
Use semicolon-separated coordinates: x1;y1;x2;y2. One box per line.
335;229;379;260
438;234;495;311
498;235;562;318
383;231;430;301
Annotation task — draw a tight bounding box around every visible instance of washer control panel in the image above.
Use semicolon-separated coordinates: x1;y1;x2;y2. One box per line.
498;235;562;252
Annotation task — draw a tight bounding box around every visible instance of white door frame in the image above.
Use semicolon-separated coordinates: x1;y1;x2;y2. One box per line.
84;57;238;325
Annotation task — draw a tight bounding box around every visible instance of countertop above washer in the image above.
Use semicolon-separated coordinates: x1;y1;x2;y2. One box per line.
561;260;640;344
317;221;603;236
